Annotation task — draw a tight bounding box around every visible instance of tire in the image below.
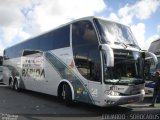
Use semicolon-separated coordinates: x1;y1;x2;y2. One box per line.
61;83;72;105
9;79;14;90
14;80;20;92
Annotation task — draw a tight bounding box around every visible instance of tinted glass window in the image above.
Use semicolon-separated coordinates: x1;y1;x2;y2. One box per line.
72;21;98;47
23;50;42;56
4;44;23;60
72;20;101;82
50;26;70;49
4;25;70;59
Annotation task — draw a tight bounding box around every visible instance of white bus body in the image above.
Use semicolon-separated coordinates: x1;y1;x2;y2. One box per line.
3;16;157;107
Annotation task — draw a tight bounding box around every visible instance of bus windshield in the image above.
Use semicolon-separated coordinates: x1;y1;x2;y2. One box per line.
103;49;144;84
96;19;139;48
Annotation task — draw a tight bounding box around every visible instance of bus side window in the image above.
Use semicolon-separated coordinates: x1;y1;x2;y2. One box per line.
72;20;101;82
22;50;42;56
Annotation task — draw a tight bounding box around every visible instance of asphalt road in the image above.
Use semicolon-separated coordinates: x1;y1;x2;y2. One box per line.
0;83;160;120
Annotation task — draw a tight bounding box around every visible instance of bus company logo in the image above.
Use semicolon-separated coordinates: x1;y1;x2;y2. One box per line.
33;57;43;67
69;60;74;68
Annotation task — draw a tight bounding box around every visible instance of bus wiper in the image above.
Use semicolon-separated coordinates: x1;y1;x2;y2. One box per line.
126;43;134;45
126;43;140;49
114;41;127;48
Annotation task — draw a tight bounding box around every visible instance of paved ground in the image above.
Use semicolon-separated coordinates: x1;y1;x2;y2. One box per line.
0;83;160;120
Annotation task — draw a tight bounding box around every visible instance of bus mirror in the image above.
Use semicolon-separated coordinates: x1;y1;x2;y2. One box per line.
145;52;158;69
101;44;114;67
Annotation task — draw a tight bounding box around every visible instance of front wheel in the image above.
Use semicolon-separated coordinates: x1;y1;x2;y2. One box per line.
61;83;72;105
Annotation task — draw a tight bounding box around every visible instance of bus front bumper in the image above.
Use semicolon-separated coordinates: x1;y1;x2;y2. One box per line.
103;90;145;106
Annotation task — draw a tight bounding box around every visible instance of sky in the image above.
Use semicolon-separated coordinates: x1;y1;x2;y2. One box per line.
0;0;160;55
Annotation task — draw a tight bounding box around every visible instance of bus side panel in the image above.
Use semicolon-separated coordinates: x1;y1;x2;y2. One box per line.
20;53;62;95
31;56;62;96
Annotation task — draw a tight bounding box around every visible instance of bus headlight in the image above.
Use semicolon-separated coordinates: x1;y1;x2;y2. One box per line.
105;90;120;96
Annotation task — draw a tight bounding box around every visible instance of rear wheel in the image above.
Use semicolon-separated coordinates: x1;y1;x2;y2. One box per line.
9;79;14;90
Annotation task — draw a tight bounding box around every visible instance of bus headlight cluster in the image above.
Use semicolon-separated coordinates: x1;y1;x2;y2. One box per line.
105;90;120;96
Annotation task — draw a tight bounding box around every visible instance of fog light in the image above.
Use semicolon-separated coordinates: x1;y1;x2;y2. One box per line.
105;100;115;104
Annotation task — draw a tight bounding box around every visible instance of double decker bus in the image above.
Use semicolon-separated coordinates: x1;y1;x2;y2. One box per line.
3;16;157;107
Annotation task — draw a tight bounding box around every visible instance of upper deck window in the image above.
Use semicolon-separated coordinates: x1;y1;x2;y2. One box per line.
72;20;101;82
94;19;139;48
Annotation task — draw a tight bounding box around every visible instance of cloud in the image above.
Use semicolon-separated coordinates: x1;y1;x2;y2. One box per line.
0;7;24;27
143;25;160;50
146;25;160;49
133;0;160;19
0;0;32;54
2;27;19;44
108;0;160;25
118;0;160;25
107;12;119;21
157;25;160;34
19;31;31;41
131;23;146;49
146;34;160;49
0;0;31;27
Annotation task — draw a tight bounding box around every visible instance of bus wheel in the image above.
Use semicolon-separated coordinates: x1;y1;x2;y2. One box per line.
9;79;14;90
61;83;72;105
14;80;20;92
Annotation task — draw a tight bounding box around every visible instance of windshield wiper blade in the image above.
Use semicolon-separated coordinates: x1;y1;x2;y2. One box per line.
114;41;127;48
126;43;136;46
126;43;140;49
